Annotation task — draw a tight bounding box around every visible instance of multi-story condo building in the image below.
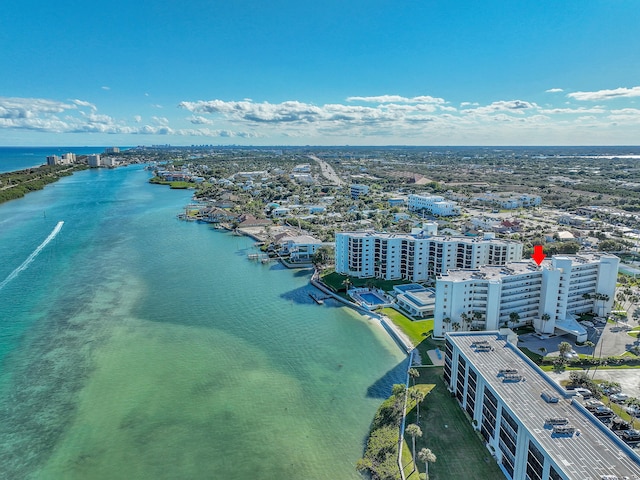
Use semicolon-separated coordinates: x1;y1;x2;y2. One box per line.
334;230;522;282
87;154;101;167
444;332;640;480
408;194;460;216
350;184;369;199
433;254;619;341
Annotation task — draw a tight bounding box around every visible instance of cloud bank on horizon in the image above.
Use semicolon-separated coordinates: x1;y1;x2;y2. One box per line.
1;86;639;145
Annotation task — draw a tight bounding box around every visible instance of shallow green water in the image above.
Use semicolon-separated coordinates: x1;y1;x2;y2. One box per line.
0;165;406;479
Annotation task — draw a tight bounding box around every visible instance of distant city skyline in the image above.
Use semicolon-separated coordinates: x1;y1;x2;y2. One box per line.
1;0;639;146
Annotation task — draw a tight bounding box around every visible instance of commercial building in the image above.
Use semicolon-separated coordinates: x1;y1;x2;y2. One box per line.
444;332;640;479
350;184;370;199
408;194;460;216
433;254;619;340
334;229;522;282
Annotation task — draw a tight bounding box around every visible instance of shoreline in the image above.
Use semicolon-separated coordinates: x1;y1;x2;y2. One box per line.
226;222;422;361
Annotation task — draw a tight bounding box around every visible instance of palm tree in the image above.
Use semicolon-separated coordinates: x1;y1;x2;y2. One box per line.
473;310;483;325
411;389;426;425
584;340;596;358
460;313;470;331
341;276;352;292
406;423;423;473
452;322;461;332
418;447;437;479
442;316;452;332
408;368;420;387
392;383;407;400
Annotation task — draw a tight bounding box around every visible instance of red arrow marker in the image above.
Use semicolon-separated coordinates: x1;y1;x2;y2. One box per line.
532;245;546;266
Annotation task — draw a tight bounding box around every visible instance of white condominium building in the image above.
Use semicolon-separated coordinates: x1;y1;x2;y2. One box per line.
408;194;460;216
444;332;640;480
350;184;369;199
433;254;619;340
334;231;522;282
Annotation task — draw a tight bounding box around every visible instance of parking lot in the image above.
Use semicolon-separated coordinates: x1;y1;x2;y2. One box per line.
518;318;638;360
517;319;640;399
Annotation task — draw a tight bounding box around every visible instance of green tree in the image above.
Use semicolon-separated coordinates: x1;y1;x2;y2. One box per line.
417;447;437;480
584;340;596;358
406;423;423;474
311;245;333;270
442;316;452;332
558;341;572;362
408;368;420;387
411;389;426;425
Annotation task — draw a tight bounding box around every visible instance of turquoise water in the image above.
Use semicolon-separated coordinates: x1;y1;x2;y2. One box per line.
0;163;406;479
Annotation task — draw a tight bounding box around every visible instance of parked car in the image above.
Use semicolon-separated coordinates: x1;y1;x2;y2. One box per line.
572;388;593;399
611;417;632;431
625;405;640;416
594;406;614;417
580;320;594;328
600;385;622;395
622;429;640;442
610;393;630;403
585;400;605;411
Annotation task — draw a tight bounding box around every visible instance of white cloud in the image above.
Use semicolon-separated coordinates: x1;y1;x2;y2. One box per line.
151;116;170;126
462;100;538;115
567;86;640;101
545;88;564;93
0;97;75;119
346;95;445;104
3;92;640;145
72;99;97;111
188;115;215;125
101;86;111;91
539;106;606;115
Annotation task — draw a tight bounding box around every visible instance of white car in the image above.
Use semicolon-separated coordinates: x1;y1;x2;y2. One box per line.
580;320;594;328
572;388;593;399
625;405;640;416
610;393;630;403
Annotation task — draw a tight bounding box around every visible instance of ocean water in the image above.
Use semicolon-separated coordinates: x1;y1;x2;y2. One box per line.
0;162;406;479
0;147;107;173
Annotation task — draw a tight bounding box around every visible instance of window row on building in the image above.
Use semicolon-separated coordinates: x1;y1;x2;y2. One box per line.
407;193;460;216
445;333;640;480
433;254;619;341
335;230;522;282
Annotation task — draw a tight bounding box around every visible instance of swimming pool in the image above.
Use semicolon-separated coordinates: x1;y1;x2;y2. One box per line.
360;292;387;305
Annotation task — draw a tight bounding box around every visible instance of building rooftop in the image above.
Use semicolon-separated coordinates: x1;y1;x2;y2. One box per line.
440;253;614;282
337;231;520;245
448;332;640;479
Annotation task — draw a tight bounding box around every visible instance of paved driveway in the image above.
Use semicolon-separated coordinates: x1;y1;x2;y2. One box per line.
517;320;640;399
518;320;638;359
546;369;640;399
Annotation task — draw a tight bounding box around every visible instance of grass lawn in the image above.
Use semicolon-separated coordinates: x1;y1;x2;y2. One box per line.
380;308;433;346
320;271;411;292
403;368;503;480
379;308;440;364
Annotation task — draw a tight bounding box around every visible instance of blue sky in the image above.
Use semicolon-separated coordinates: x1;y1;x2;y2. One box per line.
1;0;639;146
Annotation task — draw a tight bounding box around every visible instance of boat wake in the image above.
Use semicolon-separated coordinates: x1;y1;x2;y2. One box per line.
0;221;64;291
